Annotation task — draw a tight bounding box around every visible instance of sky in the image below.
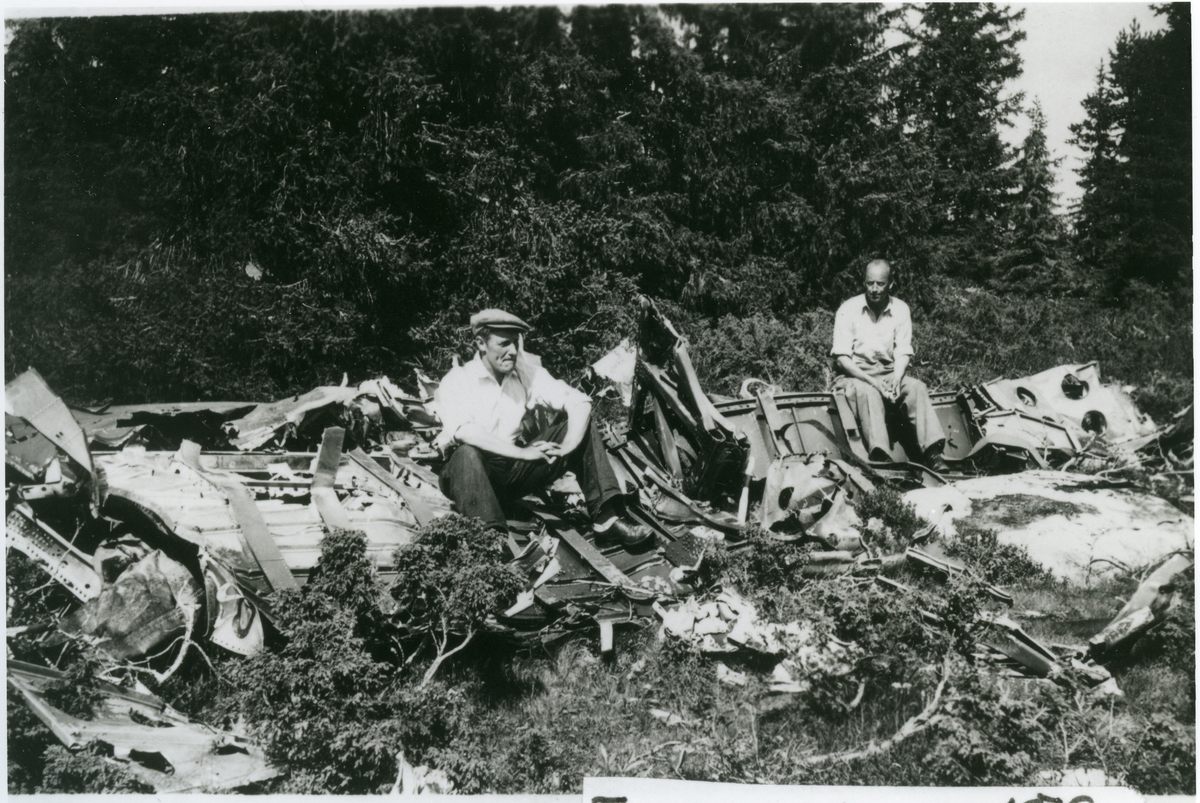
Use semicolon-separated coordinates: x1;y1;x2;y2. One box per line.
3;2;1175;211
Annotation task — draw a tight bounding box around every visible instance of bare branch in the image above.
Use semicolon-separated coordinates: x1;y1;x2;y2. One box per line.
797;656;953;767
421;628;475;687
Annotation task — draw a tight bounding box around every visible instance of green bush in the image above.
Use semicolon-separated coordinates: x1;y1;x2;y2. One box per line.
41;652;107;722
922;667;1047;785
852;485;930;551
37;745;155;794
390;514;525;685
943;520;1050;587
1124;713;1197;794
215;526;473;793
686;311;834;396
305;527;384;619
719;523;814;615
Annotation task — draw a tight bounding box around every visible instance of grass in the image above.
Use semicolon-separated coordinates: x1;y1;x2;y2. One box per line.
1007;576;1132;645
8;506;1195;794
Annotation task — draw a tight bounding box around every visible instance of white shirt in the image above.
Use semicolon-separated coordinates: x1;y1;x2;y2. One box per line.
830;294;915;377
434;352;590;450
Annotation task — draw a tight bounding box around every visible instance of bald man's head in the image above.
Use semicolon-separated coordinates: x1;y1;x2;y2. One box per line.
863;259;893;311
864;259;892;283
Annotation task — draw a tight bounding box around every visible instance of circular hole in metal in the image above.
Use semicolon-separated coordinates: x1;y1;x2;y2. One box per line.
1061;374;1089;400
778;487;793;510
1082;411;1108;435
1016;387;1037;406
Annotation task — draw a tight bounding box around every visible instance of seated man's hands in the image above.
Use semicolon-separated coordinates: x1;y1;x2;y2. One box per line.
528;436;585;460
516;441;558;463
876;375;900;401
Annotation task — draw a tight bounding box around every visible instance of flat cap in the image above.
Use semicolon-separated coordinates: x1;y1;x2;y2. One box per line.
470;308;532;335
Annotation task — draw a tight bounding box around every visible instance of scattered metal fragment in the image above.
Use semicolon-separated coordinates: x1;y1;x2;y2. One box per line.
7;659;279;792
1088;552;1193;660
6;504;102;602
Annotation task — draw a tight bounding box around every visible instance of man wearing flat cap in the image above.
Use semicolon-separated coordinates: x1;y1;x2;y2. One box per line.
435;308;653;547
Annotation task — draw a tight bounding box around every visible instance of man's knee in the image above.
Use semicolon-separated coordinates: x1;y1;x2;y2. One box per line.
841;377;883;405
447;444;486;469
440;444;488;493
898;376;931;403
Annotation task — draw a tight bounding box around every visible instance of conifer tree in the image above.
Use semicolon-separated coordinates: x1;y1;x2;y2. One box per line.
894;3;1026;278
1068;60;1123;255
998;100;1071;290
1070;5;1191;297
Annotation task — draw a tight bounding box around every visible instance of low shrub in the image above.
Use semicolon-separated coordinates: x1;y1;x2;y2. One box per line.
719;523;814;616
213;525;480;793
943;520;1050;586
390;515;525;685
1123;713;1197;794
37;745;155;794
852;485;930;551
922;667;1048;785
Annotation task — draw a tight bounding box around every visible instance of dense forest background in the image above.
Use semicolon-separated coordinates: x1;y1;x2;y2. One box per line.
4;4;1192;418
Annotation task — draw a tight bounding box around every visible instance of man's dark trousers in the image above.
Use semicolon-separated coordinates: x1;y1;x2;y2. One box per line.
438;416;622;531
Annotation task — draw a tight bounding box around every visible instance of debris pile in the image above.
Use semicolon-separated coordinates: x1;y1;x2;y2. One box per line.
656;590;860;695
6;299;1192;789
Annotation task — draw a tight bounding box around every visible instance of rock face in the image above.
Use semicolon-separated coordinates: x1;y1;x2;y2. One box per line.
905;470;1194;584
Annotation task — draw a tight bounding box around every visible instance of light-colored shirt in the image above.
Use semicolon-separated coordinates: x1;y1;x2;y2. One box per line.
434;352;590;450
830;294;914;377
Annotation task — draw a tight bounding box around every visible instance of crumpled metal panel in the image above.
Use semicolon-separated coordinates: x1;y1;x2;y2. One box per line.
760;454;862;550
6;369;95;478
5;413;59;479
6;368;102;511
1089;552;1193;659
55;549;202;661
930;391;976;460
980;362;1157;444
99;447;420;580
8;659;279;792
71;401;256;449
713;393;854;480
976;409;1079;454
224;385;362;450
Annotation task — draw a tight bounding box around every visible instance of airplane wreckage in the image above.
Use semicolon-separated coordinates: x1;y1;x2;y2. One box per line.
6;298;1194;791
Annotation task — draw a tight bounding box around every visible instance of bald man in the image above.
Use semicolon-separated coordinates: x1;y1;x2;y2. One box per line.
830;260;948;472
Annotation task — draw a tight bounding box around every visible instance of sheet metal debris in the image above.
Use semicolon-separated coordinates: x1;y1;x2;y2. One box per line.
978;362;1157;445
7;659;279;792
5;302;1192;789
1088;552;1194;660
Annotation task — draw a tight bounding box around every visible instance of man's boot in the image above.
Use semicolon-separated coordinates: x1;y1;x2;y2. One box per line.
593;518;654;548
922;445;949;474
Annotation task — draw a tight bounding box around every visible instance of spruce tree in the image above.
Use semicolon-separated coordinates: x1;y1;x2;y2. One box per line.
894;3;1026;279
998;100;1071;291
1070;5;1191;297
1068;60;1123;258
